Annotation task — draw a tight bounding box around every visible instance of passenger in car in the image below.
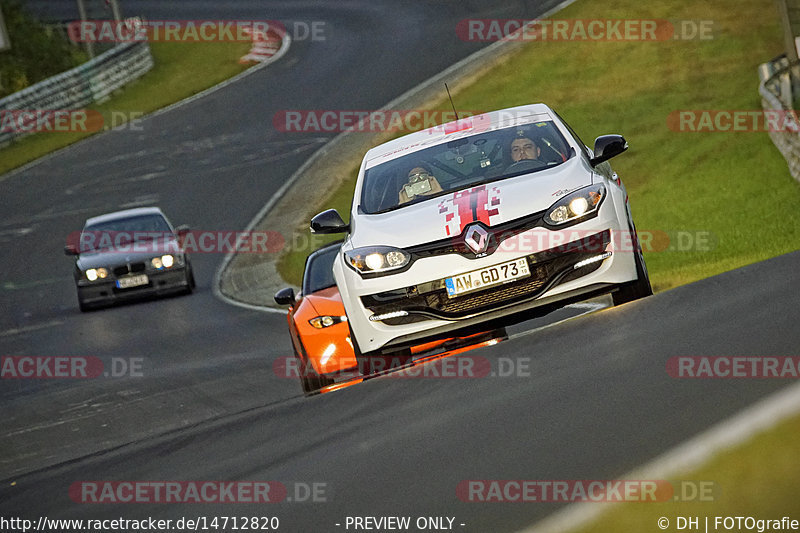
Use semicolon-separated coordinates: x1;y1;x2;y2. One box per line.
399;165;444;204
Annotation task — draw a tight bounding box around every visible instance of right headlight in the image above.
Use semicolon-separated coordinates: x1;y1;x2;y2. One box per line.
344;246;410;275
544;184;606;225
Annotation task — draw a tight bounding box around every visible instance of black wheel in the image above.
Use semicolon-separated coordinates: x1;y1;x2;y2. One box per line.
294;343;333;395
77;289;91;312
183;264;195;294
612;220;653;306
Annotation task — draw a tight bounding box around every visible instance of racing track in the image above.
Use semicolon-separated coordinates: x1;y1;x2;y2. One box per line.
2;1;799;532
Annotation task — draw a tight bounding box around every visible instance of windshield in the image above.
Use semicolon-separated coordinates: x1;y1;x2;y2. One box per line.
81;214;173;251
360;121;572;214
303;244;340;295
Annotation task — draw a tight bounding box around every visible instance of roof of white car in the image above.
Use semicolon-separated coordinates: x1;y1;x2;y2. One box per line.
85;206;165;226
364;103;555;166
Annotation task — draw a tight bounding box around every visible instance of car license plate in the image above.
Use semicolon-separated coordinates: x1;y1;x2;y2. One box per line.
445;258;529;298
116;274;149;289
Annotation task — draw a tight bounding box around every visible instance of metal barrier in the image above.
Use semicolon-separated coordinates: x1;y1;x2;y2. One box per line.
0;40;153;146
758;55;800;182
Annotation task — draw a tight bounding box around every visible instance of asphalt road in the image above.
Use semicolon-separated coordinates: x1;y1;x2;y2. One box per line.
2;251;799;532
2;1;798;532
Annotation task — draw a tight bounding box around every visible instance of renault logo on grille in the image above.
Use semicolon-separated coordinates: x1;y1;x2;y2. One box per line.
464;224;489;254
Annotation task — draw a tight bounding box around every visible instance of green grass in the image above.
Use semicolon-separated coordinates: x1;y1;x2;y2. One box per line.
277;0;800;293
0;40;251;176
427;0;800;292
572;412;800;532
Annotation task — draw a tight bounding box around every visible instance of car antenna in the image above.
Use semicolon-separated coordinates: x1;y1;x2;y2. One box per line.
445;83;459;121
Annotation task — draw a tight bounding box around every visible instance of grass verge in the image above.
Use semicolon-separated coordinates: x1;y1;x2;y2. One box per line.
277;0;800;293
0;40;252;176
572;411;800;532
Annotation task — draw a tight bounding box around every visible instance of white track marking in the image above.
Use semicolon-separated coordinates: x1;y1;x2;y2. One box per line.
518;382;800;533
0;320;64;338
509;302;608;340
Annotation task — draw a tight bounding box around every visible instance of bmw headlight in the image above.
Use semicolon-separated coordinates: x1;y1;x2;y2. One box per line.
344;246;410;274
151;255;175;269
85;268;108;281
545;184;605;225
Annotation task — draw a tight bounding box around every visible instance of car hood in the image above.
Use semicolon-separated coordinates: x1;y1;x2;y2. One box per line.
351;158;595;248
305;286;345;317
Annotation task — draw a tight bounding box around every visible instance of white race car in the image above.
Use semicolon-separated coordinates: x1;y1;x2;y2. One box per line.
311;104;651;364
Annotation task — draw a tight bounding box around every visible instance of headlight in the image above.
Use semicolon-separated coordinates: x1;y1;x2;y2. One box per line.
85;268;108;281
344;246;410;274
309;315;347;329
545;184;605;225
151;255;175;269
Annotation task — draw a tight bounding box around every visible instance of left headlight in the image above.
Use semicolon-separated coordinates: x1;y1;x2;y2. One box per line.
85;268;108;281
309;315;347;329
545;184;605;225
344;246;410;275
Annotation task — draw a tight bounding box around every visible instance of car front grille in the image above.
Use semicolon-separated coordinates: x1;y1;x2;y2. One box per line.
113;262;146;277
423;265;549;315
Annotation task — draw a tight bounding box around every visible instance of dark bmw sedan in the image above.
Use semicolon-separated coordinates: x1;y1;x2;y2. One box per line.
64;207;195;311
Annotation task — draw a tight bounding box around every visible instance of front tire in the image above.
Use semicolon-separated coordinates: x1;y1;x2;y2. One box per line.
612;221;652;306
294;342;333;395
183;264;196;294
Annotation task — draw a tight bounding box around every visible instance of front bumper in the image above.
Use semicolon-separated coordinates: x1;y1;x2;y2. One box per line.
76;266;189;307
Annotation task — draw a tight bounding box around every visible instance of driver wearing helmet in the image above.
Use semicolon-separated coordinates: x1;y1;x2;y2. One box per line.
399;164;443;204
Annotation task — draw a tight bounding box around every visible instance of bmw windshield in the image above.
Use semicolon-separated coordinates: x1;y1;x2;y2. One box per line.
360;121;573;214
80;214;173;252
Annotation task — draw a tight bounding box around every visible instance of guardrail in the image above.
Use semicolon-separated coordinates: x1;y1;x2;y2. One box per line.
0;40;153;146
758;54;800;181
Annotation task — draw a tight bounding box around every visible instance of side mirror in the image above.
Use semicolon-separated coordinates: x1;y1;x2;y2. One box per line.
274;287;296;306
589;135;628;167
310;209;349;234
175;224;190;237
64;244;79;256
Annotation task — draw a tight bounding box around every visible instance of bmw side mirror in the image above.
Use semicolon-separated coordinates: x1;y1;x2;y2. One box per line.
589;135;628;166
64;244;79;256
274;287;296;306
175;224;190;237
310;209;349;234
